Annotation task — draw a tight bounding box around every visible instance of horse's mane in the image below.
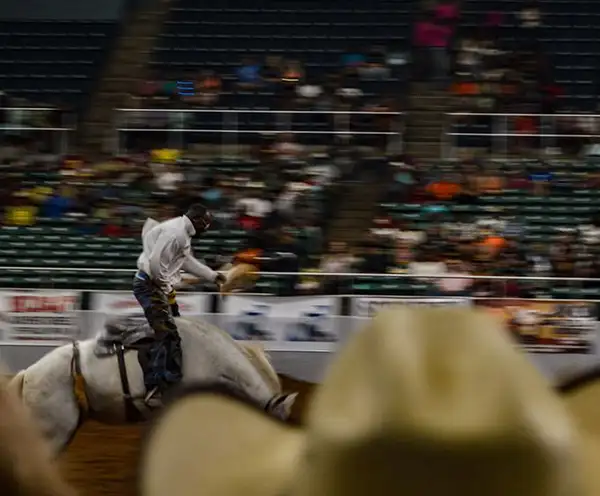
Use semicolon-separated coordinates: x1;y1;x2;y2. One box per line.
181;317;282;394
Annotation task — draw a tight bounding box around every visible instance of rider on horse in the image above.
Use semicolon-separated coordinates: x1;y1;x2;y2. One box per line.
134;203;226;406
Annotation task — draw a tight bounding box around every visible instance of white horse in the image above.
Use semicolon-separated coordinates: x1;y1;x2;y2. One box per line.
8;316;298;454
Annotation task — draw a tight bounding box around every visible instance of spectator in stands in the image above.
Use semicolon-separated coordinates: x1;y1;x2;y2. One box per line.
529;163;552;196
193;70;221;106
476;165;505;194
579;215;600;246
455;172;478;204
236;191;273;231
272;133;305;161
385;161;415;202
319;241;358;294
358;240;391;273
527;243;552;278
281;60;304;86
199;176;223;208
550;234;576;277
236;57;263;89
262;55;283;86
341;46;366;69
409;250;448;289
335;69;364;109
506;163;531;190
153;163;184;193
434;259;473;296
41;187;72;219
358;45;390;80
393;238;414;270
415;7;453;84
425;173;461;201
296;78;323;108
5;194;37;226
517;1;542;50
101;219;130;238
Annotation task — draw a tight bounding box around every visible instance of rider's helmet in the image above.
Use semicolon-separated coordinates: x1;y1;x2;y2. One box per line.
185;203;212;233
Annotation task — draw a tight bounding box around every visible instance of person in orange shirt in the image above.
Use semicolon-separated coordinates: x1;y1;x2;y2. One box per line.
480;234;507;258
426;177;462;201
477;169;505;194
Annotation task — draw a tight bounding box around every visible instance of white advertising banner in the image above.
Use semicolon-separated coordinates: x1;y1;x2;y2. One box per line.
0;291;82;344
220;295;341;351
90;292;211;334
351;297;471;319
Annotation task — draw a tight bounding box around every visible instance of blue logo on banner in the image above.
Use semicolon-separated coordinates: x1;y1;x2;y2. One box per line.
231;304;274;341
285;305;337;342
176;80;195;97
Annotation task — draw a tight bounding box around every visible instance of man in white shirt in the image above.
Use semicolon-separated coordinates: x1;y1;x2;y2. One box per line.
133;203;226;405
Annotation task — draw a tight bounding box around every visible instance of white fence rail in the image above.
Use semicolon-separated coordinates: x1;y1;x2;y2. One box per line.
114;108;404;154
444;112;600;158
0;106;75;154
0;266;599;282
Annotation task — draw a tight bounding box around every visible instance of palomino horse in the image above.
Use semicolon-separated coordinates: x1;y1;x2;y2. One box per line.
9;316;298;454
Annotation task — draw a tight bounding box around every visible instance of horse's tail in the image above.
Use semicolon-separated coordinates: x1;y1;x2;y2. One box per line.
8;370;26;399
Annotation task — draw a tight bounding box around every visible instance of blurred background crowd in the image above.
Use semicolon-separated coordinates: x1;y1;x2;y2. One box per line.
0;0;599;299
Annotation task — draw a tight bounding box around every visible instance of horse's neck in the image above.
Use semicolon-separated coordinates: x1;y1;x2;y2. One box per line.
177;318;281;395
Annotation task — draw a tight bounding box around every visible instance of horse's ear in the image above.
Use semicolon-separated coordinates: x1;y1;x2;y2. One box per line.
279;393;298;420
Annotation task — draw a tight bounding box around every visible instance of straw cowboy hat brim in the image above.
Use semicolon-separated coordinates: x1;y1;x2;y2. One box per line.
138;308;586;496
138;386;303;496
558;368;600;495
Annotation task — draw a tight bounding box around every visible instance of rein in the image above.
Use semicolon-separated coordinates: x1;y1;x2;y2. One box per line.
70;341;90;426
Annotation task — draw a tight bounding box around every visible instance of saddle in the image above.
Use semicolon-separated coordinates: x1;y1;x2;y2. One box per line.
94;316;156;358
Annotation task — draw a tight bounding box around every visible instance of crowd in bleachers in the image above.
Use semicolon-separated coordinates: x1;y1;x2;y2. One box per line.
354;153;600;299
0;136;350;291
123;45;407;151
136;46;407;111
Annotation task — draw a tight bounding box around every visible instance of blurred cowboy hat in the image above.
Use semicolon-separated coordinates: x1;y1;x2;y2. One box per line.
558;368;600;495
137;307;584;496
0;369;76;496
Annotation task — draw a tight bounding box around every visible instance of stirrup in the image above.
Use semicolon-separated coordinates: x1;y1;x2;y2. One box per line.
144;386;162;408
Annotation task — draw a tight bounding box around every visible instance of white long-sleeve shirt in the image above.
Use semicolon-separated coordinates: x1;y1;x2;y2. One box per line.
137;216;217;294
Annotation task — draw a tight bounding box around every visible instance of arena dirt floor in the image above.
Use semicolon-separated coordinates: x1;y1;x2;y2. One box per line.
59;375;316;496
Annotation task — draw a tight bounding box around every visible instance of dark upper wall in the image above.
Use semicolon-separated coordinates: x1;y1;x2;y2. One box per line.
0;0;126;20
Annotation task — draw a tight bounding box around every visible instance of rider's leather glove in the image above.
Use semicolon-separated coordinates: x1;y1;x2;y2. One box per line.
214;272;227;287
168;290;180;317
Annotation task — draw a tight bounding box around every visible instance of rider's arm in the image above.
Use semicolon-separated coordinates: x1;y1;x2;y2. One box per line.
182;249;219;282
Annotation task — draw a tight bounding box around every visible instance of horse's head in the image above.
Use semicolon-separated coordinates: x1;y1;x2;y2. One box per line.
267;392;299;421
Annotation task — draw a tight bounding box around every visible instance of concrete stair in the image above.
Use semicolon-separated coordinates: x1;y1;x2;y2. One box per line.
404;83;449;161
79;0;173;151
327;175;386;247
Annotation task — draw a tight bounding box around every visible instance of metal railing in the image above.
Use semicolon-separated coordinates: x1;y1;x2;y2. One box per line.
0;106;76;154
0;267;597;300
114;108;404;154
444;112;600;158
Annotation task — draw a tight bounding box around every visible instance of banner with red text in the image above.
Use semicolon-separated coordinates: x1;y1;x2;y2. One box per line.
89;291;212;335
0;291;82;343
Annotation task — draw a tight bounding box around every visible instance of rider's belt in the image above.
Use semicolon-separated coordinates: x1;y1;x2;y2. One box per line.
135;270;151;281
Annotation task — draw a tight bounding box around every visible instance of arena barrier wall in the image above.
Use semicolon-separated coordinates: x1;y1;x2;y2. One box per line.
0;289;597;383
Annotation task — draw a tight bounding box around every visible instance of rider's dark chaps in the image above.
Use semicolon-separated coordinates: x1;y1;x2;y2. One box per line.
132;271;183;394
